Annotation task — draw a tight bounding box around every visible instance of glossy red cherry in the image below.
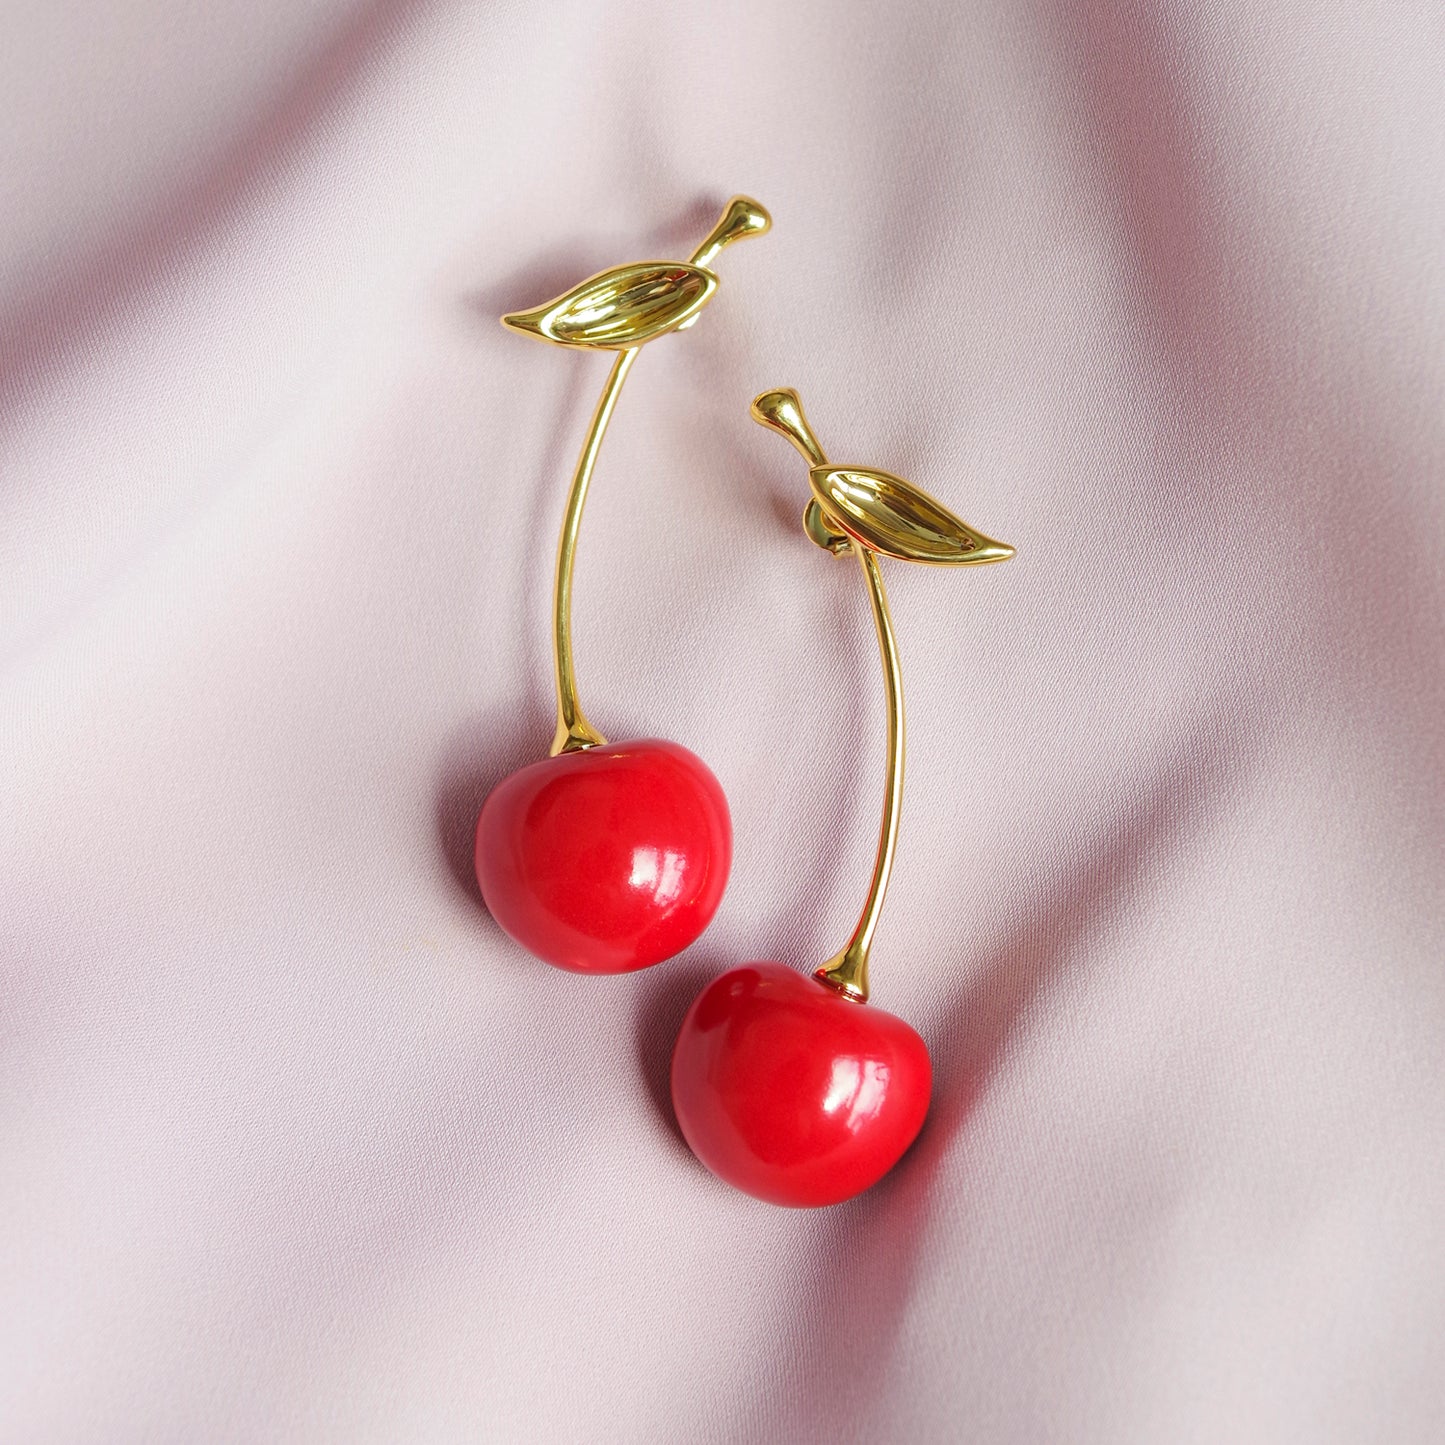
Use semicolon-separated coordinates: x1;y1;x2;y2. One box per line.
670;963;931;1207
475;738;731;974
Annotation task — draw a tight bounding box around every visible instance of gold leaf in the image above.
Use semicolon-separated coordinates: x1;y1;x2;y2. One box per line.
808;466;1015;565
502;262;718;349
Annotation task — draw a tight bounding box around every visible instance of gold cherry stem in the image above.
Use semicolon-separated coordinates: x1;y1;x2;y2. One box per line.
817;543;904;1004
548;197;771;756
747;387;904;1002
550;345;637;755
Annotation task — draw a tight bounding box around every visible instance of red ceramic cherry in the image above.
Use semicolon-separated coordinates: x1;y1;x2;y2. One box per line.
475;738;731;974
670;963;931;1207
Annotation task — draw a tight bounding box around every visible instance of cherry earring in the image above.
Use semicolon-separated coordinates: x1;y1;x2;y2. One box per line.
669;388;1015;1206
476;197;772;974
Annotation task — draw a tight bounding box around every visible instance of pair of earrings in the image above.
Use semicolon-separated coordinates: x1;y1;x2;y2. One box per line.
474;196;1013;1208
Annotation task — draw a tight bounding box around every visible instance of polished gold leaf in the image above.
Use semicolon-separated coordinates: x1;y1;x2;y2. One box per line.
808;466;1015;564
502;262;718;349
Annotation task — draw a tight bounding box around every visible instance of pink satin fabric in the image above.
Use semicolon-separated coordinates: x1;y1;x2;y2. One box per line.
3;2;1443;1440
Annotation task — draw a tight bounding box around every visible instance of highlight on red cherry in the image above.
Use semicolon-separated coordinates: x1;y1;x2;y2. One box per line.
670;963;931;1208
474;738;731;974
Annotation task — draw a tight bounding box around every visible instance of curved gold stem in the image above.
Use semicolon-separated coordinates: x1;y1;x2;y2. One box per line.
751;384;1012;1003
752;387;906;1002
550;347;638;754
544;196;771;756
816;524;904;1004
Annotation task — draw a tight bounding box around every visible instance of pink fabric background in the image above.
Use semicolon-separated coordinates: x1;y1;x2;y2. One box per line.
3;2;1443;1440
